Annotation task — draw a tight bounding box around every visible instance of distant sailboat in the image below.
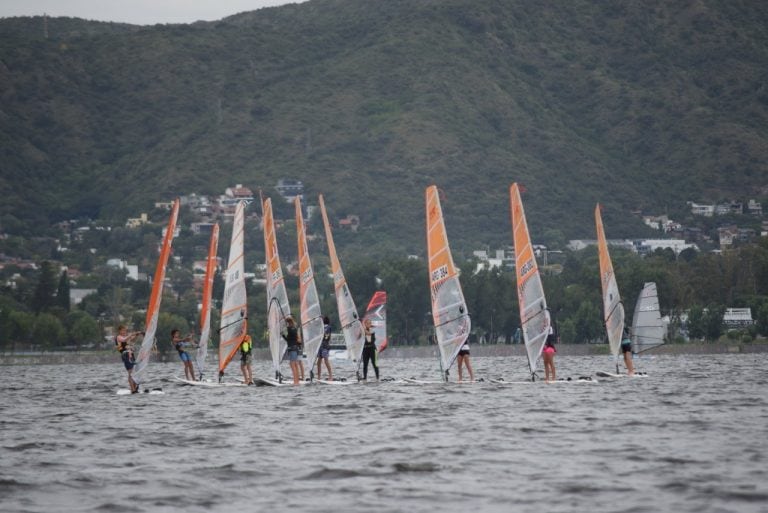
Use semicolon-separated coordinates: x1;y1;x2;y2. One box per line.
194;223;219;381
510;184;551;381
132;198;180;389
595;204;625;373
263;197;292;382
631;282;665;354
363;291;388;353
319;194;365;375
218;201;248;382
295;196;324;381
426;185;471;382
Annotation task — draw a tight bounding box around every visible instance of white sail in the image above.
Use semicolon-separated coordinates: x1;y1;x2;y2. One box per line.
133;199;180;385
595;204;625;360
631;282;665;353
218;201;247;378
510;184;550;378
195;224;219;379
295;196;324;379
319;194;365;365
426;186;471;379
263;197;292;379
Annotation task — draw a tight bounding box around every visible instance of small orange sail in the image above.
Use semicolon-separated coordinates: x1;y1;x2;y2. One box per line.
426;185;470;379
595;204;624;360
218;201;247;377
133;198;180;384
263;197;291;380
510;184;550;378
295;196;324;377
319;194;365;364
195;223;219;379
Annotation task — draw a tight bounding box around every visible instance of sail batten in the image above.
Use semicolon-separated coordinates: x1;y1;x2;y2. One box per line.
319;195;365;365
510;184;550;377
426;186;471;378
133;198;180;385
218;201;247;376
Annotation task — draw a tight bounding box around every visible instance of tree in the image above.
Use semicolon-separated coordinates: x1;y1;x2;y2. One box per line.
32;313;66;350
702;304;726;341
56;270;71;312
65;311;101;349
31;261;57;314
8;310;34;349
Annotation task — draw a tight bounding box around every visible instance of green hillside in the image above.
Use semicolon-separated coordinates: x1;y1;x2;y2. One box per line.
1;0;767;255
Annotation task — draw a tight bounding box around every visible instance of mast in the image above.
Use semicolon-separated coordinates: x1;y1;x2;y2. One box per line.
510;184;550;381
425;186;470;382
133;198;180;385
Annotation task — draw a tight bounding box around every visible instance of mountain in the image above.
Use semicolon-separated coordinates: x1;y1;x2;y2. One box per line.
1;0;767;255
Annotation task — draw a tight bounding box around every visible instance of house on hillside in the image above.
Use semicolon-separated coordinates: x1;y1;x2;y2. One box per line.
275;179;304;203
339;214;360;232
126;213;149;228
747;199;763;216
689;202;715;217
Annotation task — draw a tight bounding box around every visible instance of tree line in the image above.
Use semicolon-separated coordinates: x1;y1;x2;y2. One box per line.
2;233;767;354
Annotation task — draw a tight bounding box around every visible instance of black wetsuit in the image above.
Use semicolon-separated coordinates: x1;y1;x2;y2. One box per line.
361;332;379;380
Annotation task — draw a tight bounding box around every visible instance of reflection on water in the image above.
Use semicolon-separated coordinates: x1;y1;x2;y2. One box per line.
1;354;767;513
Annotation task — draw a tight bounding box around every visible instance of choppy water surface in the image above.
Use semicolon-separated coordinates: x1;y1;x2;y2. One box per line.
1;354;767;513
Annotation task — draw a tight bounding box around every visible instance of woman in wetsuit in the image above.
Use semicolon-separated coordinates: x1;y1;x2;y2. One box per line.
361;319;379;381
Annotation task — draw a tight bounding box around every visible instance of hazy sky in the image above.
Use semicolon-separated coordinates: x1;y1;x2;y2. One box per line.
0;1;307;25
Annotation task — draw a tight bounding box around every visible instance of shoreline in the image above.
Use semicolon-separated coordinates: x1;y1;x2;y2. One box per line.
1;342;766;365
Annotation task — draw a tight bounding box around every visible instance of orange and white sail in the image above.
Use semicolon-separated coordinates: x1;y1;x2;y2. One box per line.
218;201;247;378
319;194;365;364
195;223;219;380
263;197;292;379
426;186;470;379
595;204;624;360
363;291;388;353
510;184;551;378
295;196;324;378
133;198;180;384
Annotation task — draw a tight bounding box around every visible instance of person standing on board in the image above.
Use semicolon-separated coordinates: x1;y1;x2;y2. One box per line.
316;316;334;381
361;318;379;381
115;324;141;393
240;333;254;385
621;326;635;376
172;329;197;381
543;325;557;382
456;340;474;382
282;316;302;385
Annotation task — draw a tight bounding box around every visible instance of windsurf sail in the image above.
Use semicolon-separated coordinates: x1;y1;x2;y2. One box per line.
631;282;665;353
426;186;471;381
133;198;180;385
510;184;550;380
195;223;219;380
595;204;624;363
319;194;365;366
295;196;324;380
218;201;248;379
363;291;388;352
263;197;292;380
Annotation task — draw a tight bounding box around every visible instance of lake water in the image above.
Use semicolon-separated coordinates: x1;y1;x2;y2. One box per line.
1;353;767;513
